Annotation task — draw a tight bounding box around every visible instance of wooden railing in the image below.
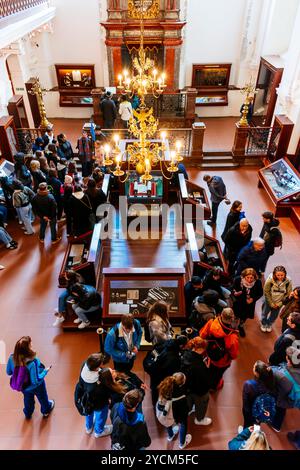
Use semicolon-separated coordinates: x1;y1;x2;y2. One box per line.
0;0;48;18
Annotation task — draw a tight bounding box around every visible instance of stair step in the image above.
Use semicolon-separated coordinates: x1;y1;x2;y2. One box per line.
203;151;232;156
199;162;239;169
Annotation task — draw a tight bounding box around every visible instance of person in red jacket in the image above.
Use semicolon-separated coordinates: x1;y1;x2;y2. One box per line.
200;308;239;391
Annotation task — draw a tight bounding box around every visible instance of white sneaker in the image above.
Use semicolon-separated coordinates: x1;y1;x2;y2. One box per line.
94;425;113;438
260;324;267;332
179;434;192;449
194;417;212;426
237;425;244;434
53;317;65;327
78;321;91;329
24;231;34;235
188;406;195;416
73;318;81;324
266;326;273;333
167;425;179;442
86;427;93;435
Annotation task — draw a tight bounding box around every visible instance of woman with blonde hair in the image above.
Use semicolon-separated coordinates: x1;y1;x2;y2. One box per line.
157;372;191;449
145;301;173;345
30;159;46;192
228;426;270;450
232;267;263;337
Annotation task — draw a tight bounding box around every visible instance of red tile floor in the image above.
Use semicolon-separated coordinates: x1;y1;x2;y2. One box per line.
0;123;299;450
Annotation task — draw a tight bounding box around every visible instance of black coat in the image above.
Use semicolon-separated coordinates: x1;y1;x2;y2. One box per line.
181;350;211;396
235;242;268;276
85;189;107;214
202;270;227;299
184;282;203;316
31;191;57;219
72;285;101;310
101;98;117;122
269;327;300;366
47;176;62;203
259;219;280;240
31;170;46;192
110;403;151;451
232;276;263;321
110;371;144;407
221;211;241;242
69;194;93;236
58;141;74;160
171;382;189;424
224;222;252;264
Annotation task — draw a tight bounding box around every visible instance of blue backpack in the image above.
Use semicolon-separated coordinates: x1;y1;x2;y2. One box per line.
283;369;300;409
252;393;276;423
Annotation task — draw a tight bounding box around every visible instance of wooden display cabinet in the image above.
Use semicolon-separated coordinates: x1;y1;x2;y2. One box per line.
101;268;186;327
258;157;300;217
192;63;231;107
7;95;29;129
55;64;96;107
185;223;228;280
0;116;19;162
178;174;211;222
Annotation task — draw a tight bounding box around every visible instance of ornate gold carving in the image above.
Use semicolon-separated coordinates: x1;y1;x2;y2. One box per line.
128;0;160;19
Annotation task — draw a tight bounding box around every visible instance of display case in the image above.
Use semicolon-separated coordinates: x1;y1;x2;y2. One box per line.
101;268;186;326
55;64;96;107
7;95;29;129
258;157;300;217
0;116;19;162
178;174;211;222
192;64;231;107
185;223;228;280
58;223;103;288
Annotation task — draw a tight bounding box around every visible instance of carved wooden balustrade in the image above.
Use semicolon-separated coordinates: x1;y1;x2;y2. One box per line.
0;0;48;18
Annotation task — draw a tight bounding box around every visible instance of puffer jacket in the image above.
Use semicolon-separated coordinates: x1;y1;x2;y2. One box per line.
104;320;142;364
263;274;292;308
200;316;239;368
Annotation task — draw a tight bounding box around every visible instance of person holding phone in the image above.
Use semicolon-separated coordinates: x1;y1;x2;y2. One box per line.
6;336;55;419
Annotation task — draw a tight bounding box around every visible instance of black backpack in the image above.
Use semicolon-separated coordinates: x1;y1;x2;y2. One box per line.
270;227;283;248
74;381;94;416
206;336;227;362
143;345;169;375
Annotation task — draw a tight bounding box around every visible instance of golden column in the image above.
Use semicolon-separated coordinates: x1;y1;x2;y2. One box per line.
239;80;257;127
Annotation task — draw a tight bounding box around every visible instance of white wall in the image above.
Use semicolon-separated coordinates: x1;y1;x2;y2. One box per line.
43;0;108;118
183;0;248;117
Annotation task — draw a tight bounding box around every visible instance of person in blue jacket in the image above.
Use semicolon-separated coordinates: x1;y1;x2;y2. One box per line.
228;426;270;450
104;314;142;372
6;336;54;419
235;238;268;277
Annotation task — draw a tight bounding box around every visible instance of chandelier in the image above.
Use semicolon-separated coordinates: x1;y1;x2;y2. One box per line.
102;0;184;182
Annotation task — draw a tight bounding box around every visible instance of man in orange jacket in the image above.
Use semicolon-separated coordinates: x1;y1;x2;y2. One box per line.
200;308;239;390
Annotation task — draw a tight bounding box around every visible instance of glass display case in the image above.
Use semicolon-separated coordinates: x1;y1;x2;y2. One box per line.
178;174;211;222
258;157;300;216
55;64;95;107
125;170;164;205
192;63;231;107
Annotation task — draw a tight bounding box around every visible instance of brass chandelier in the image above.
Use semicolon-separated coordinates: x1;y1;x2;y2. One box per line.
102;0;184;182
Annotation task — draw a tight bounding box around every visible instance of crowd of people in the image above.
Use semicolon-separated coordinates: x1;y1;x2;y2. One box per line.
2;128;300;451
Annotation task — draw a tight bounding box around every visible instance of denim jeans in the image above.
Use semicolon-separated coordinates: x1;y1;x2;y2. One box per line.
22;380;52;418
0;205;7;223
85;405;109;434
261;302;280;327
58;290;72;314
72;304;99;323
19;205;34;234
167;421;187;447
0;227;12;246
39;217;57;241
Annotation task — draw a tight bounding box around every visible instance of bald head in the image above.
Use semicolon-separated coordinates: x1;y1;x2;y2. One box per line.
253;237;265;251
239;218;249;232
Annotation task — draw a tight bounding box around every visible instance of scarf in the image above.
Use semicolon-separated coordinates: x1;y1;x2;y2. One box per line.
77;137;92;159
117;403;144;426
241;277;256;297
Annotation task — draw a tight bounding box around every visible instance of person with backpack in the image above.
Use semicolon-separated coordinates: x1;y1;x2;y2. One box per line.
200;308;239;391
279;286;300;332
6;336;54;419
104;314;142;372
31;182;60;244
261;266;292;333
232;268;263;338
157;372;191;449
181;337;212;426
269;313;300;366
11;180;35;235
70;283;101;329
184;276;204;317
242;358;297;431
189;289;226;331
13;152;32;189
259;211;280;240
145;301;173;345
111;389;151;451
143;336;188;406
53;270;84;327
99;368;146;408
74;353;112;437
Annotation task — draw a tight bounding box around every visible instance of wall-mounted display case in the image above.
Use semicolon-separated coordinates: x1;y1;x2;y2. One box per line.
258;157;300;216
55;64;96;107
192;63;231;107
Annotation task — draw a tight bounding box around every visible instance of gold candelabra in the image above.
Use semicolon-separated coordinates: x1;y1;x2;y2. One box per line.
28;77;52;129
117;0;166;106
239;79;257;127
